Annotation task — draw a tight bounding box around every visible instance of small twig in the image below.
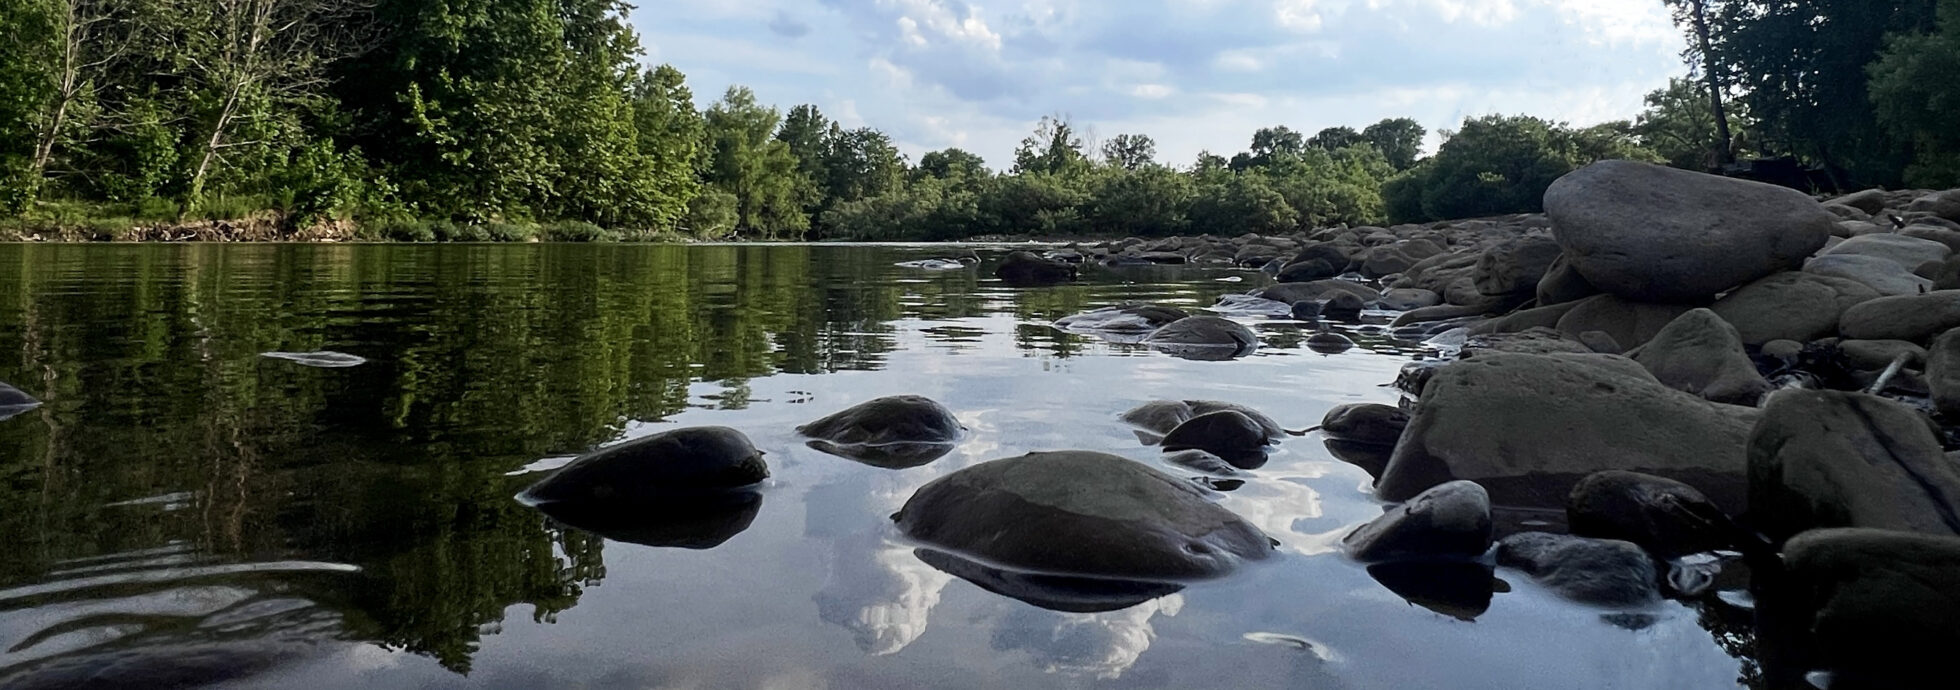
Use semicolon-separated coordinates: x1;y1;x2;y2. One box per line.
1865;352;1912;395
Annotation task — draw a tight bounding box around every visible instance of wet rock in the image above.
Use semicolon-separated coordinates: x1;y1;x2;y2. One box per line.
261;350;366;368
1256;280;1381;305
1164;449;1242;477
1161;410;1272;469
798;395;964;446
1343;481;1493;562
1289;243;1352;274
1472;235;1563;298
1055;304;1190;333
1839;290;1960;341
1321;293;1366;322
1632;308;1771;405
1289;300;1322;322
1547;160;1834;303
1804;253;1934;296
1928;328;1960;418
1461;328;1592;357
0;382;40;422
1277;259;1340;283
1709;272;1880;345
1469;300;1585;336
1818;233;1953;271
893;451;1274;580
1366;561;1501;621
1305;332;1356;354
1568;470;1740;558
1121;400;1195;435
1761;339;1805;362
915;548;1184;613
1555;294;1700;350
1747;390;1960;543
1391;303;1489;327
1378;353;1756;509
1142;316;1258;353
1495;532;1660;607
1774;528;1960;681
1535;252;1600;307
1318;403;1409;446
995;251;1078;286
1838;339;1925;370
1185;400;1292;441
1378;288;1442;311
519;426;769;504
537;490;763;549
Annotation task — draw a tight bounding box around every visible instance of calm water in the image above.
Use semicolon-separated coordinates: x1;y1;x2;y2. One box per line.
0;244;1750;689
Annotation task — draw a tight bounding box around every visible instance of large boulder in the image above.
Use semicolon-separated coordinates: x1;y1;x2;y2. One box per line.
893;451;1274;580
1709;272;1880;345
1555;294;1699;350
520;426;769;504
1317;403;1410;446
995;251;1078;286
1908;189;1960;222
1256;280;1381;305
798;395;963;445
1839;290;1960;341
1928;328;1960;418
1377;353;1758;509
1546;160;1834;302
1818;233;1953;271
1495;532;1660;607
1342;481;1493;562
1747;390;1960;543
1775;528;1960;679
1568;470;1741;558
1804;253;1934;296
1631;308;1771;405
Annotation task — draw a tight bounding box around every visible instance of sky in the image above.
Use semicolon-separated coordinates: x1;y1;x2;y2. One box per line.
630;1;1688;170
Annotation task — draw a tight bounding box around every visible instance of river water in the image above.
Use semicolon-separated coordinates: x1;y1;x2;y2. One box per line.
0;244;1750;689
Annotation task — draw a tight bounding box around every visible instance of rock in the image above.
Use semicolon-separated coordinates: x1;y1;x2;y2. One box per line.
1305;332;1356;354
1827;189;1887;215
1820;233;1953;271
1462;327;1594;357
1632;308;1771;405
1276;259;1340;283
1185;400;1293;441
1837;339;1925;371
1366;561;1500;622
1160;410;1273;469
1289;301;1321;321
1142;316;1258;358
1321;293;1366;321
536;490;762;549
1391;304;1489;327
1136;251;1187;265
1469;300;1585;336
520;426;769;504
914;548;1183;614
1361;246;1418;278
1378;353;1757;509
1804;253;1934;296
1120;401;1195;435
1775;528;1960;679
1907;189;1960;222
1762;339;1805;361
1578;331;1624;355
1054;305;1190;333
1567;470;1740;558
1256;280;1381;305
1290;243;1352;272
1902;224;1960;254
1547;160;1834;302
1555;294;1699;350
1709;272;1880;345
798;395;964;445
1472;235;1562;297
1342;481;1493;562
1929;328;1960;418
1535;253;1599;306
1378;288;1442;311
893;451;1274;580
1495;532;1660;607
1747;390;1960;543
1317;403;1410;446
1163;449;1242;477
995;251;1078;286
1838;290;1960;341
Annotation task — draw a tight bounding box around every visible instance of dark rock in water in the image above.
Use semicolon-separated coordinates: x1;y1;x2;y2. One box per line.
1185;400;1291;441
1164;449;1242;477
1143;316;1258;359
1321;293;1366;322
797;395;964;446
1289;301;1322;322
261;350;367;368
806;439;956;469
1136;251;1187;265
1927;328;1960;419
1567;470;1741;558
1546;160;1834;302
1343;481;1493;562
1770;528;1960;685
520;426;768;504
1256;280;1381;306
1305;332;1356;354
1326;440;1395;480
538;489;762;549
1161;410;1272;469
1747;390;1960;543
1277;259;1340;283
1055;304;1191;333
1367;561;1501;621
0;382;40;421
1391;303;1489;327
1378;288;1442;311
1318;403;1408;446
995;251;1078;286
1378;353;1756;510
1710;272;1879;346
1394;361;1444;396
1495;532;1660;607
914;548;1184;613
893;451;1274;580
1632;308;1772;405
1121;400;1195;435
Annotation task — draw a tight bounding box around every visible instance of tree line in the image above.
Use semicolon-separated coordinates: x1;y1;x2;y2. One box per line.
0;0;1954;241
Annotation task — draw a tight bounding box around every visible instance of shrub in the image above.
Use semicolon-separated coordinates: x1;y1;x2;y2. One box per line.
540;221;614;242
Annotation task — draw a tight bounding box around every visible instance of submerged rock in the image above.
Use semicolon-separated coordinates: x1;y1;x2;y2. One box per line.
1367;561;1502;621
1495;532;1660;607
893;451;1274;580
1163;449;1242;477
1160;410;1273;469
1567;470;1741;558
537;490;762;549
1342;481;1493;562
797;395;964;446
1317;403;1409;447
1120;400;1196;436
519;426;768;504
995;251;1078;286
261;351;367;368
915;548;1184;613
1054;304;1191;334
1185;400;1293;441
1546;160;1833;303
1305;331;1356;354
1631;308;1771;405
1746;390;1960;543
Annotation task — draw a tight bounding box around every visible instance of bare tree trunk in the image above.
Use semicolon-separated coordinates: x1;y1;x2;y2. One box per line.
1689;0;1735;168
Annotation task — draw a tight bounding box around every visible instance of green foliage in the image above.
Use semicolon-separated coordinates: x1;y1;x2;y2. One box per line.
1100;134;1158;170
685;186;740;238
1869;0;1960;187
1635;78;1756;171
1188;173;1295;235
541;220;616;242
1011;115;1091;178
1085;165;1191;236
1382;165;1432;224
701;87;809;238
1409;114;1661;221
1362;118;1427;171
1308;126;1362;151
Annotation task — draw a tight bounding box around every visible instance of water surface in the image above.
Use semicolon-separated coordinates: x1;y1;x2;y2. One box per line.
0;244;1751;688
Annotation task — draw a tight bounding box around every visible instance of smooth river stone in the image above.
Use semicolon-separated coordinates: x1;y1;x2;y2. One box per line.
520;426;768;504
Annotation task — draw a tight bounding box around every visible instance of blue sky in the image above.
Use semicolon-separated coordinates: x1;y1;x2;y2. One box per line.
630;1;1686;170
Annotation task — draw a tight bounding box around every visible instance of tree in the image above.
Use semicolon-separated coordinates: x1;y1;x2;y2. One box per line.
1086;165;1191;235
1662;0;1736;166
1361;118;1426;170
820;127;905;208
1100;133;1157;170
628;64;704;232
1416;115;1591;220
1307;126;1361;151
774;104;829;210
1232;126;1306;170
1011;115;1089;177
1869;0;1960;187
1635;77;1753;171
916;148;988;187
1188;173;1294;235
701;86;807;237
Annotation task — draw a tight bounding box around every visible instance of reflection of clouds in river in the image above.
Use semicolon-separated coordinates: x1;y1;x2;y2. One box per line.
990;595;1185;680
1222;474;1333;556
806;459;959;657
